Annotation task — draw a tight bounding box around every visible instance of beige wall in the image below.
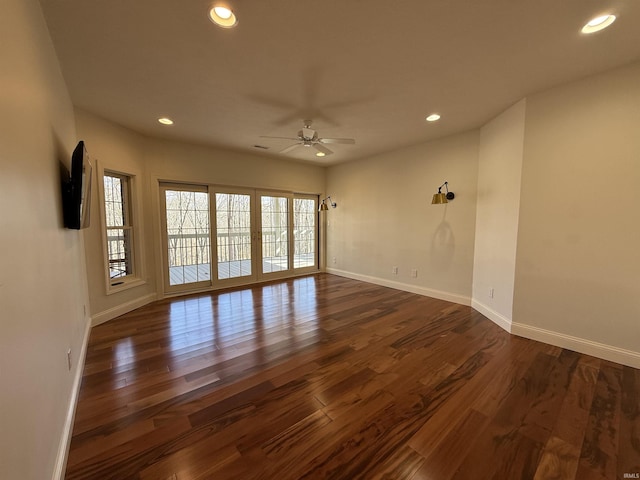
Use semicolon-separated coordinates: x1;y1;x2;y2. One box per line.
75;109;157;321
326;132;479;303
146;137;325;194
0;1;90;479
513;62;640;364
76;110;326;320
472;99;526;328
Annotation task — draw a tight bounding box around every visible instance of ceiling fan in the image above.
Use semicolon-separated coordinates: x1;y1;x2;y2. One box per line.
260;120;355;156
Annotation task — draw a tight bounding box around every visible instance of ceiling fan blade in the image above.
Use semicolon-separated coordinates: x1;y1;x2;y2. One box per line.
260;135;300;141
280;143;302;154
319;137;356;145
314;143;333;155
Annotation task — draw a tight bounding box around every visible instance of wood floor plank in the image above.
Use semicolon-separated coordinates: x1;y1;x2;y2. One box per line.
65;416;192;480
618;366;640;478
283;350;498;479
413;408;490;480
368;445;426;480
577;362;623;479
408;335;532;457
534;435;581;480
64;273;640;480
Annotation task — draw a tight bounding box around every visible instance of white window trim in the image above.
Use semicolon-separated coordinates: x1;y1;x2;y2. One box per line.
97;161;146;295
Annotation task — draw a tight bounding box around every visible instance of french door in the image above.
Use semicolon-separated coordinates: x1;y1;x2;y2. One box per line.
160;184;318;294
161;185;212;293
259;193;291;278
214;189;254;284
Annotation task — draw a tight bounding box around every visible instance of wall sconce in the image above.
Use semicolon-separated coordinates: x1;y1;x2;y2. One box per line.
319;196;337;211
431;181;455;204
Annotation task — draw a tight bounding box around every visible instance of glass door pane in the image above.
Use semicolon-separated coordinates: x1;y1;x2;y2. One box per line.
260;195;289;275
293;197;317;269
215;192;253;280
164;188;211;287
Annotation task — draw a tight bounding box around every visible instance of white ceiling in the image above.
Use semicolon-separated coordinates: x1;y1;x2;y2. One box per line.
39;0;640;165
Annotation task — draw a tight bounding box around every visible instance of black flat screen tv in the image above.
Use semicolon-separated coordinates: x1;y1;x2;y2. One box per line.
63;141;92;229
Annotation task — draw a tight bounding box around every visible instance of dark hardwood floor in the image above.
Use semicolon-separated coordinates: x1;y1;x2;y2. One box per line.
65;274;640;479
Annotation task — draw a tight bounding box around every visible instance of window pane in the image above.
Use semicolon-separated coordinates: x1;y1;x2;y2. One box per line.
106;228;133;279
104;175;126;227
216;193;252;280
165;190;211;286
294;198;316;269
261;195;288;273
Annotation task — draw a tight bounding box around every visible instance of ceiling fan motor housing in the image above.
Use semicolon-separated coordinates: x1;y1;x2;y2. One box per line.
300;127;316;141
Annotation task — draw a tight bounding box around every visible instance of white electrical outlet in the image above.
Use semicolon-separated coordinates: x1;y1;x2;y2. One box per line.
489;288;494;298
67;348;72;371
332;257;337;265
392;266;398;275
411;269;418;278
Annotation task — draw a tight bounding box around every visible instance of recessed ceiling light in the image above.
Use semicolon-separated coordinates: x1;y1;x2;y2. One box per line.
209;5;238;28
581;14;616;34
316;152;326;157
158;117;174;125
426;114;441;122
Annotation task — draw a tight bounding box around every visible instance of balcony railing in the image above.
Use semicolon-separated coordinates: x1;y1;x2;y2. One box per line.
108;229;315;282
165;230;314;267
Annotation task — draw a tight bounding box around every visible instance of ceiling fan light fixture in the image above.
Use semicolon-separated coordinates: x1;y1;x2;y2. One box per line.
581;14;616;34
260;120;354;157
209;5;238;28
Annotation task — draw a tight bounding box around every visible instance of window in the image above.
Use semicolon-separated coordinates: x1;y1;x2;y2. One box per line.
102;172;137;288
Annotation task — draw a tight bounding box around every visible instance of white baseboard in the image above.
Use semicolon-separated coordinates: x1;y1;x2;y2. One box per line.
471;299;512;333
91;293;157;327
326;270;640;368
52;317;91;480
512;322;640;369
326;268;471;306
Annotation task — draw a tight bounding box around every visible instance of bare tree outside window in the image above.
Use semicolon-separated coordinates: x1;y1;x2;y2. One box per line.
165;189;211;285
261;196;289;273
293;198;315;268
216;193;252;279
